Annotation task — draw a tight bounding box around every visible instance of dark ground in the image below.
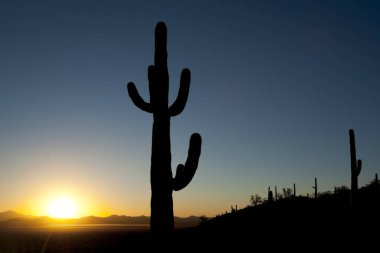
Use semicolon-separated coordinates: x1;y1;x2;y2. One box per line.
0;225;153;252
1;185;379;252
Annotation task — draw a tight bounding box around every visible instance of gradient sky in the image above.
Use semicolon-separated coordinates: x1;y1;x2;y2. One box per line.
0;0;379;217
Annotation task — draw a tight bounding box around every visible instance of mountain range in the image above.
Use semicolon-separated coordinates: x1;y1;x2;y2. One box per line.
0;210;201;227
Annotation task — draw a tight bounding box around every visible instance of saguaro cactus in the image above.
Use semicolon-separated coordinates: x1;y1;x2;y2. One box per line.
313;177;318;199
268;186;273;203
349;129;361;205
293;183;296;197
127;22;202;235
275;186;278;201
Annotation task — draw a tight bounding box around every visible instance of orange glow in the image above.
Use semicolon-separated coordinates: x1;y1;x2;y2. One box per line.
11;178;147;218
14;184;114;218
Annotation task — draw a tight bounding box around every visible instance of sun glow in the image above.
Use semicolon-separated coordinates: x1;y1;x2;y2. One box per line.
47;197;78;218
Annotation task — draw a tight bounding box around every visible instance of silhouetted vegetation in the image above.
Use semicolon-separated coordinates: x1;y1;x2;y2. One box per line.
267;186;273;203
274;186;278;200
334;185;349;193
282;187;292;198
193;179;379;249
349;129;362;205
127;22;202;236
313;177;318;199
250;194;263;206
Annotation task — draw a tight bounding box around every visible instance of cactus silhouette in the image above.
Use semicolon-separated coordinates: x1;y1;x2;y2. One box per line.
313;177;318;199
268;186;273;202
274;186;278;201
127;22;202;236
349;129;361;205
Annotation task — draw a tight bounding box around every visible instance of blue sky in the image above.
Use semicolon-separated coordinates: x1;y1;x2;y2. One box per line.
0;0;379;217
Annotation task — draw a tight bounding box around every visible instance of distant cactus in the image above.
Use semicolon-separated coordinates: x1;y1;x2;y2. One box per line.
349;129;361;205
313;177;318;199
268;186;274;203
293;183;296;197
127;22;202;236
275;186;278;201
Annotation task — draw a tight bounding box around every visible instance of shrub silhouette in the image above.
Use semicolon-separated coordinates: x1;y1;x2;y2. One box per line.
250;194;263;206
127;22;202;236
335;185;349;193
349;129;362;205
282;187;292;198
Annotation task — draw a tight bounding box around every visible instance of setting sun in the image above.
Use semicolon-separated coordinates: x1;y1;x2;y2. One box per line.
48;197;78;218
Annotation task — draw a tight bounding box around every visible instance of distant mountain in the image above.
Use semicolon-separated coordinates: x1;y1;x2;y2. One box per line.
0;211;201;227
174;215;201;227
0;210;32;221
75;215;150;225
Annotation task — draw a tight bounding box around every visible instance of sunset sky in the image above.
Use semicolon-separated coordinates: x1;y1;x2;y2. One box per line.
1;0;379;218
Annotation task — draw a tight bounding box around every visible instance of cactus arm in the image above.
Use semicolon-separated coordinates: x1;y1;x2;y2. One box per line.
127;82;153;113
357;159;362;176
173;133;202;191
169;68;191;117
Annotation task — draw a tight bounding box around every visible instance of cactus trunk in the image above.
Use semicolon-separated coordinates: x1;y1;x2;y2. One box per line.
151;112;173;233
127;22;202;236
349;129;361;205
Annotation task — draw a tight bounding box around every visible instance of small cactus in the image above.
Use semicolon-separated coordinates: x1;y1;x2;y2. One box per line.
349;129;362;205
313;177;318;199
268;186;274;203
275;186;278;201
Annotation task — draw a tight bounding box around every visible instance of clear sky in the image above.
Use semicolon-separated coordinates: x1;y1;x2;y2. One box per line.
0;0;379;217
